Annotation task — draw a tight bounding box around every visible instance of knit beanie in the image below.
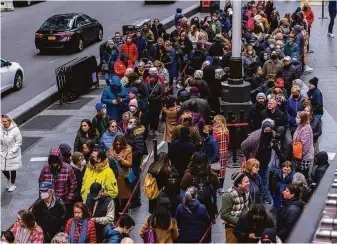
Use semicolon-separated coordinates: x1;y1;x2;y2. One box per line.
232;172;245;186
128;99;138;108
129;87;138;96
309;77;318;87
256;92;266;101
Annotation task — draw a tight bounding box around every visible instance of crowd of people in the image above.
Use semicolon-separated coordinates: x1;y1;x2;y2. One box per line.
0;1;334;243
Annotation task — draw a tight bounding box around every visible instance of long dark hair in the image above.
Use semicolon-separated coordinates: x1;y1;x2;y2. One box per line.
148;152;171;176
186;152;209;175
78;119;97;138
150;197;172;230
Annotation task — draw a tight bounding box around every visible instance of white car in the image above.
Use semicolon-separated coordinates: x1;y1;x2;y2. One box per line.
0;58;24;93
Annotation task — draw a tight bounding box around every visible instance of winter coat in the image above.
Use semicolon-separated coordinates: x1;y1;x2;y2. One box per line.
12;222;44;243
81;159;118;200
125;125;148;163
103;225;123;243
101;129;123;153
244;172;264;204
191;49;207;70
178;97;211;122
208;41;225;57
142;29;155;43
307;87;324;116
293;124;314;161
168;47;178;78
102;48;119;72
120;43;138;65
147;80;165;102
262;59;283;77
294;32;305;55
168;139;197;177
151;23;166;41
32;194;67;243
73;129;100;153
114;59;132;80
140;216;179;243
180;38;193;59
70;163;84;202
175;200;211;243
108;145;132;199
310;116;322;142
177;111;205;131
172;125;201;147
247;102;266;131
92;114;109;138
1;122;22;171
101;76;129;122
193;78;210;99
107;37;125;53
243;55;258;75
277;198;304;242
303;8;314;28
261;108;287;129
282;65;296;91
162;106;179;143
200;135;219;164
287;95;302;128
234;212;275;243
65;218;96;243
284;42;300;58
311;151;329;184
132;34;147;59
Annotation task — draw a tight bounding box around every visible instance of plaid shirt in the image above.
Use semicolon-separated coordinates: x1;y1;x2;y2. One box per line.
12;222;44;243
39;162;77;202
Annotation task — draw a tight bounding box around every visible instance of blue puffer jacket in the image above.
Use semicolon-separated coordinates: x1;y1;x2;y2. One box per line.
200;135;219;164
169;47;178;78
101;76;129;122
103;225;123;243
101;129;123;153
286;95;302;127
175;200;211;243
132;34;147;59
220;12;231;33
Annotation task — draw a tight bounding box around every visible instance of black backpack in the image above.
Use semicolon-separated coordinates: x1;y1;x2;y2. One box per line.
192;175;213;200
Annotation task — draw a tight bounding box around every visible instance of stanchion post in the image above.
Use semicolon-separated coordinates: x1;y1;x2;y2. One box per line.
228;111;238;167
318;1;327;19
153;139;158;162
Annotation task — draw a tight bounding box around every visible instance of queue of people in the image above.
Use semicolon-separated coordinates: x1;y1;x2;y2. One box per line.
0;1;332;244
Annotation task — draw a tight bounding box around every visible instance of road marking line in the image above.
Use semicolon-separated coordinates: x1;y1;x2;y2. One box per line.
30;157;48;162
327;152;336;161
142;140;166;164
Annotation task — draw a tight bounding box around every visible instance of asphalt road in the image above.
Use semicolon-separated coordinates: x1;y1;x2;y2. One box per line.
0;0;197;114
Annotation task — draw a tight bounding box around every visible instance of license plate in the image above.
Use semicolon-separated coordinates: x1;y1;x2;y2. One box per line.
48;36;56;40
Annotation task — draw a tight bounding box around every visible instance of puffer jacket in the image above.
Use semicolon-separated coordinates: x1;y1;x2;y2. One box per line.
101;76;129;122
312;151;329;184
200;135;219;164
125;125;148;160
147;80;165;102
103;225;123;243
286;95;302;128
282;64;295;91
102;48;119;72
120;42;138;65
101;129;123;153
132;34;147;59
1;122;22;171
81;159;118;200
73;129;100;152
114;58;133;79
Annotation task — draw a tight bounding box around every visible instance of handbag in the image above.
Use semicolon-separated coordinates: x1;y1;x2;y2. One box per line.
210;161;221;172
113;156;137;185
292;130;303;160
143;218;156;244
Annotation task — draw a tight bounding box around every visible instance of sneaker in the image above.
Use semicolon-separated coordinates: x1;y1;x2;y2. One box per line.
305;65;313;72
8;184;16;192
327;33;335;38
6;180;10;189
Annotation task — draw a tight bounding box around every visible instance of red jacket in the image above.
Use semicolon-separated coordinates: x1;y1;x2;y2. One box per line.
65;218;96;243
114;59;132;79
144;75;166;87
120;43;138;64
303;8;314;28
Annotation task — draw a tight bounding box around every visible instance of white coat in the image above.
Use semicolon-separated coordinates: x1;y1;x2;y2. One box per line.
1;122;22;171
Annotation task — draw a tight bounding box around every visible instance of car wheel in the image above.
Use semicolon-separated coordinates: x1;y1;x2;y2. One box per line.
76;37;84;52
96;28;103;42
14;72;23;90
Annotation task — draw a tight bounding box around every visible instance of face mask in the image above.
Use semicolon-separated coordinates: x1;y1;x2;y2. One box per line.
127;124;133;130
264;131;273;138
129;106;137;112
292;58;298;63
293;94;300;99
269;44;275;49
275;45;281;49
296;118;301;124
40;192;49;200
263;55;268;60
283;24;289;28
149;73;157;79
81;160;87;167
271;55;277;60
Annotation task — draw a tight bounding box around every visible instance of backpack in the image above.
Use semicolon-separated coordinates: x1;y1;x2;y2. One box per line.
192;175;212;200
144;173;161;200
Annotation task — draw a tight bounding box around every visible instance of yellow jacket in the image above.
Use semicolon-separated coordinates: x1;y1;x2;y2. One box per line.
81;159;118;200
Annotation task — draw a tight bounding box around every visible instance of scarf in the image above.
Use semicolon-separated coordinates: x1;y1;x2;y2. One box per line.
70;218;88;243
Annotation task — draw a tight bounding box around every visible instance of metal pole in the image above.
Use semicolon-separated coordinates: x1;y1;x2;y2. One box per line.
153;139;158;162
319;1;327;19
231;0;242;58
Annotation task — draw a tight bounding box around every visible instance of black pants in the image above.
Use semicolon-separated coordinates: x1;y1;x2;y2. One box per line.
329;11;337;33
2;171;16;184
148;100;162;130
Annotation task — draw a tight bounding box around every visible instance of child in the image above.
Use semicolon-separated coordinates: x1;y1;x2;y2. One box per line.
175;8;184;27
270;161;295;211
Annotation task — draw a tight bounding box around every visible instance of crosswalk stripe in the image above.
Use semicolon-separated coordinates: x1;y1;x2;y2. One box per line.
327;152;336;161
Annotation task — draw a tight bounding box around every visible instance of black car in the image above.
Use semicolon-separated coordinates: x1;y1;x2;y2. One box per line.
35;13;103;53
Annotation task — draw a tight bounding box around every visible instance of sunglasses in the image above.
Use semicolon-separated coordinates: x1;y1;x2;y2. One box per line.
110;125;118;128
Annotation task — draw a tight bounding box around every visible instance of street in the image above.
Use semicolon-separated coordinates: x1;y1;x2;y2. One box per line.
0;0;197;114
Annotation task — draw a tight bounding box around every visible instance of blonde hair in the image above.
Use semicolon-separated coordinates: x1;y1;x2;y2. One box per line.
245;158;260;173
213;115;229;134
291;85;301;94
273;87;283;95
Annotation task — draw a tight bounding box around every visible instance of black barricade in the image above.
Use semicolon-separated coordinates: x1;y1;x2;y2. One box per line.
55;56;99;104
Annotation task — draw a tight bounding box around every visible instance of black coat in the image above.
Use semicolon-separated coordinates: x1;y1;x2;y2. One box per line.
273;137;293;164
234;212;275;243
311;151;330;184
125;125;148;166
208;41;225;57
310;116;322;142
168;139;197;177
70;164;84;202
244;172;264;204
151;24;166;41
277;198;304;242
261;108;287;129
32;194;67;243
247;102;266;131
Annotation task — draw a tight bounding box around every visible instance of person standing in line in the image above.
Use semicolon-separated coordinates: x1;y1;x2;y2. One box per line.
328;0;337;38
1;114;22;192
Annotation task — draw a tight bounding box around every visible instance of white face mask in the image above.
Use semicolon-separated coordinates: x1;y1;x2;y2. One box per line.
129;106;137;112
127;124;133;130
102;108;107;114
81;160;87;167
40;192;49;200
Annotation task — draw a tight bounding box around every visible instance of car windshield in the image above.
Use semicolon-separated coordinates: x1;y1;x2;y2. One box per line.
41;16;73;30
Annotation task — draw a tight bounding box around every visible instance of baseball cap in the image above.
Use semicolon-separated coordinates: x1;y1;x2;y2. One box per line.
39;181;53;191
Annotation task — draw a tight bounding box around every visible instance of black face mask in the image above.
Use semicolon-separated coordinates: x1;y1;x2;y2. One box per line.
270;55;278;60
293;94;300;99
264;131;273;140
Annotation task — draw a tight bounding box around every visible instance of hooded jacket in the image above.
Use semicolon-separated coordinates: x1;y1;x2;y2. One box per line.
287;94;302;127
101;128;123;153
103;225;124;243
39;148;77;202
101;76;129;122
125;125;148;161
32;193;67;243
114;54;133;79
175;200;211;243
81;159;118;200
312;151;329;184
1;121;22;171
120;41;138;65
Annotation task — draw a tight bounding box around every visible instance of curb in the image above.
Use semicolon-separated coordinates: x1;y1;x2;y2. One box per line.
8;3;200;127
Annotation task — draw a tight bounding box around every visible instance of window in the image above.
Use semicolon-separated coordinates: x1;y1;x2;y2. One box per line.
41;16;73;30
81;14;93;24
75;16;86;27
1;59;7;67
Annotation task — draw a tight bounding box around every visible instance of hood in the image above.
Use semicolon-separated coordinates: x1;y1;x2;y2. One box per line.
2;121;18;131
294;79;304;88
48;148;63;165
186;199;201;213
133;125;145;136
110;76;122;87
315;151;329;165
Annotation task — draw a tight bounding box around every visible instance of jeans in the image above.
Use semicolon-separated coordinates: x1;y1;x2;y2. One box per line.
329;11;337;33
259;168;271;202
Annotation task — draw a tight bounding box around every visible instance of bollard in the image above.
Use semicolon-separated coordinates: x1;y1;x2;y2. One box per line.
319;1;327;19
228;111;241;168
153;139;158;162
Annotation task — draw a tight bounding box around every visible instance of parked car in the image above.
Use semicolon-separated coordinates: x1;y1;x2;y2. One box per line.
35;13;103;53
13;1;44;7
0;58;24;93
